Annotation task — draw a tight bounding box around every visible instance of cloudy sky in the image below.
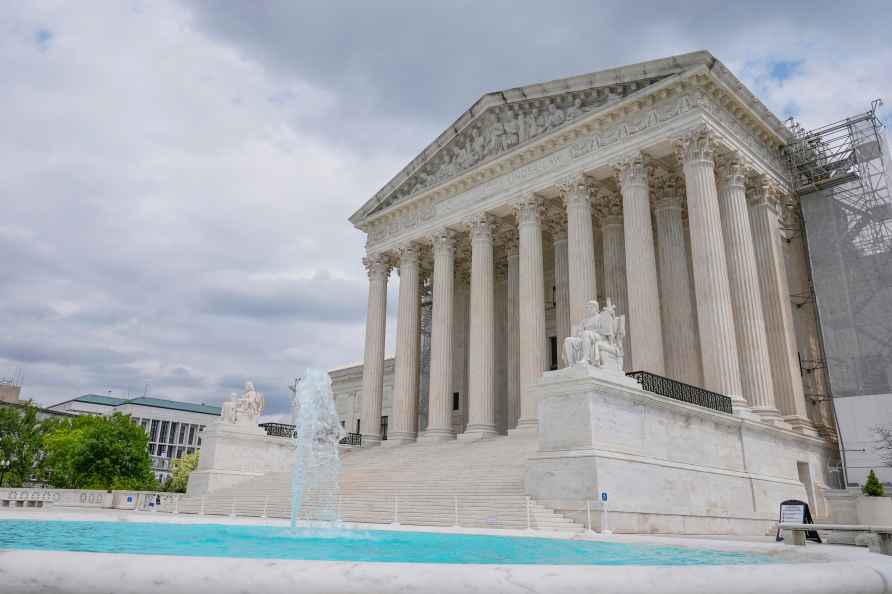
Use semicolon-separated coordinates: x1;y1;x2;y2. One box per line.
2;1;891;419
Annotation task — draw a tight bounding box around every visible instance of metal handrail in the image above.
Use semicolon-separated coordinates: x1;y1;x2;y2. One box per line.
626;370;733;414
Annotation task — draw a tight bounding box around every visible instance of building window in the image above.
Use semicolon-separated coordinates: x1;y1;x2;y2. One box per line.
380;416;388;441
452;392;460;411
356;419;361;434
168;423;178;445
178;424;187;444
188;425;196;445
549;336;558;370
159;421;170;443
340;420;345;428
150;420;160;442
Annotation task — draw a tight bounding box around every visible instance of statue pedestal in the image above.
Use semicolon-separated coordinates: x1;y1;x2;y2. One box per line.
525;365;834;535
186;422;294;496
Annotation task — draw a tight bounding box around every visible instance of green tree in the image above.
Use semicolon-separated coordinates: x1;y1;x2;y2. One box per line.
0;403;46;487
41;413;157;490
863;469;885;497
165;451;199;493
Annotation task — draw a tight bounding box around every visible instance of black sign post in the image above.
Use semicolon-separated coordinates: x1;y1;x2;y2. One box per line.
776;499;821;543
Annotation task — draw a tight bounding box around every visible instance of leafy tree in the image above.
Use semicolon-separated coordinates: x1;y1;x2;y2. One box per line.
0;403;46;487
41;413;157;490
863;469;885;497
165;451;199;493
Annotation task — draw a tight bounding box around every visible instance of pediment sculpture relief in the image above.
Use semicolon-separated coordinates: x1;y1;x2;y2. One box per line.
376;79;667;213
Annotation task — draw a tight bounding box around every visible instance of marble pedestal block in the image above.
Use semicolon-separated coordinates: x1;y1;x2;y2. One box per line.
187;423;295;496
525;366;834;535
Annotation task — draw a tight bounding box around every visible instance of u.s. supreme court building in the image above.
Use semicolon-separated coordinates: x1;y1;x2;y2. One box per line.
321;50;891;531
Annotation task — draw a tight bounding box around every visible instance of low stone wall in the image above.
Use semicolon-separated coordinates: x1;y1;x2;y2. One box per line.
0;488;181;511
526;366;835;535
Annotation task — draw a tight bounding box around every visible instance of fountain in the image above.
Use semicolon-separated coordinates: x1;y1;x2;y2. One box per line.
288;368;346;529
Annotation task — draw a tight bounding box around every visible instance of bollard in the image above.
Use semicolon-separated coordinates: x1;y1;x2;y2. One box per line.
200;495;206;516
230;497;237;517
526;496;531;530
262;495;269;518
393;496;399;525
454;496;460;527
174;496;179;515
586;500;592;532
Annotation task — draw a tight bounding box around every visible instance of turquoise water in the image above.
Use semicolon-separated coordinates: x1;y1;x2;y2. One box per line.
0;519;774;565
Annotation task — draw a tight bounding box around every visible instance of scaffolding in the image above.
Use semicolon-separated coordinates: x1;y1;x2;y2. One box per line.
786;102;892;486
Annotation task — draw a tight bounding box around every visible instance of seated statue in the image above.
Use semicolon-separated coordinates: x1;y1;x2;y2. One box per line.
563;298;626;372
221;381;265;425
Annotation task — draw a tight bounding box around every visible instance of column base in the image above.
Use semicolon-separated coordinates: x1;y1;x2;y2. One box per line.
457;425;499;441
508;418;538;437
361;434;382;447
382;433;416;447
419;428;455;443
729;397;756;420
751;407;789;429
785;415;819;437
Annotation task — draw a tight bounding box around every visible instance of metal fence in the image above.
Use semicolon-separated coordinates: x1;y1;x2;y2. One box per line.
626;371;733;414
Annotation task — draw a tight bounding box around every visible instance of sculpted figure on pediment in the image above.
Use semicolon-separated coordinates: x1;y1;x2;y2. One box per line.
378;79;660;210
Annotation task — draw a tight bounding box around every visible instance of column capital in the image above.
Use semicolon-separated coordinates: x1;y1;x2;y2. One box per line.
557;172;594;208
613;153;650;189
396;242;420;267
653;177;684;212
673;127;718;167
466;212;496;243
513;193;544;226
430;228;457;256
716;155;748;192
363;253;392;279
746;178;782;211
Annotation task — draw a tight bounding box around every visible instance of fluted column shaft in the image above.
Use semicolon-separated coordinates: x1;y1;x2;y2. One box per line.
677;133;744;404
602;213;630;366
386;245;421;445
505;237;520;430
515;196;547;431
359;254;390;446
749;186;813;432
422;231;456;441
465;215;498;438
717;165;778;418
617;157;664;374
552;227;571;350
564;179;597;328
654;196;702;386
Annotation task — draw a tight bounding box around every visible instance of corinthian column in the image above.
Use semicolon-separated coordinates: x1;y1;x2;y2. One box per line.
421;229;457;442
654;182;702;386
359;253;391;446
716;161;779;421
749;182;815;434
505;232;520;430
386;244;421;446
463;213;498;439
601;196;630;366
616;156;664;374
675;130;744;406
562;175;597;329
514;194;547;432
550;210;571;350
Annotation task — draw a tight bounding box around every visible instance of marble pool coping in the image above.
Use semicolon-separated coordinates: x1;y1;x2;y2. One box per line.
2;508;892;594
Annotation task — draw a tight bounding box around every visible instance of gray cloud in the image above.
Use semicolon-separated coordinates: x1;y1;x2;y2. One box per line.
1;0;890;411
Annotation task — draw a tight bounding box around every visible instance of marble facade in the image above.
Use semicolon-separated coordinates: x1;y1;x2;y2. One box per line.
346;51;836;447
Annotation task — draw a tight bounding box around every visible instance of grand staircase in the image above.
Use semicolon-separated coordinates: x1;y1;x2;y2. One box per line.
169;434;583;532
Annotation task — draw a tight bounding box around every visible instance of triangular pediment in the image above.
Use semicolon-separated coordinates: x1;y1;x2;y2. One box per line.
352;52;720;225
